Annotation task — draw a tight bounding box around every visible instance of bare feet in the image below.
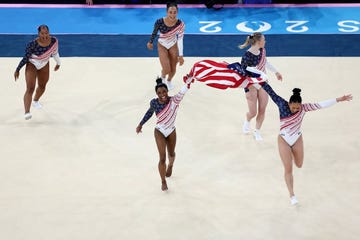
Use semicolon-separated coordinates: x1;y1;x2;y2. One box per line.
161;180;168;191
165;164;173;177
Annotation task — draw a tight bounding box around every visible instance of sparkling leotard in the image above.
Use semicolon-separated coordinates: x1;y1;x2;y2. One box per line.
241;48;279;92
139;85;188;137
149;18;185;56
241;48;265;77
262;82;337;146
16;36;60;72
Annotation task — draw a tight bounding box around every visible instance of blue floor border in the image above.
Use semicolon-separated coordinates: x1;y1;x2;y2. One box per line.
1;34;360;57
1;4;360;57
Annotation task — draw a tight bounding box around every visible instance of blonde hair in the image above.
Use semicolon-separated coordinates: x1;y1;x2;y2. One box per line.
238;32;263;49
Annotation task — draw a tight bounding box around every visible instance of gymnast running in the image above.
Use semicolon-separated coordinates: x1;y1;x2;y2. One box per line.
136;76;193;191
14;24;61;120
239;32;283;141
147;2;185;90
261;82;352;205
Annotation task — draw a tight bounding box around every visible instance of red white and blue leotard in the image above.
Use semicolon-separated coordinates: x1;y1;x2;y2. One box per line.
262;83;337;146
16;36;61;72
241;48;277;92
139;85;188;137
149;18;185;56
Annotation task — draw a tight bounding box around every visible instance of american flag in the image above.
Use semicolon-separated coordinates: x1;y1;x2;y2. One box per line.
184;60;265;90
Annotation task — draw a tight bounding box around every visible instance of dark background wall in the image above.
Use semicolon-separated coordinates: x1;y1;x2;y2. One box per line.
0;1;360;4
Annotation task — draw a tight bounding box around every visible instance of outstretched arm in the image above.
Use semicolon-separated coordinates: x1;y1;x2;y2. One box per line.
262;82;288;106
336;94;353;102
303;94;352;112
171;75;195;105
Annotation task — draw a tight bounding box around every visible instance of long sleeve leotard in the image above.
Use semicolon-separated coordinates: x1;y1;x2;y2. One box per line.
16;36;60;72
262;82;337;146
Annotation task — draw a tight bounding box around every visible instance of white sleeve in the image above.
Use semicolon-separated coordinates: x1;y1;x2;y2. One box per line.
52;52;61;65
177;22;184;56
180;84;188;94
318;99;337;108
177;36;184;57
265;61;278;73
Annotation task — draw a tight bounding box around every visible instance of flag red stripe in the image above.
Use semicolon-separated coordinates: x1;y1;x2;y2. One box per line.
188;60;250;90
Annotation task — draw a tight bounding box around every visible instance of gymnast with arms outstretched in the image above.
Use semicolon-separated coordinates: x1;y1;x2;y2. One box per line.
136;76;193;191
260;82;352;205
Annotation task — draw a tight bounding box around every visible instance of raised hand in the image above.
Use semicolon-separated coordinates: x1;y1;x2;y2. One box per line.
183;74;194;88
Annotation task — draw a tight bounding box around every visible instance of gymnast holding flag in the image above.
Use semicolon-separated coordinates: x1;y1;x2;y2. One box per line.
183;59;352;206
